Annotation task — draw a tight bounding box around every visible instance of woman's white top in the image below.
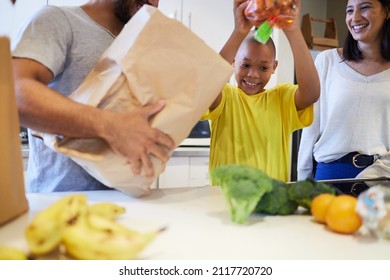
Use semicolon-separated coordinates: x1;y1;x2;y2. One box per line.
297;48;390;180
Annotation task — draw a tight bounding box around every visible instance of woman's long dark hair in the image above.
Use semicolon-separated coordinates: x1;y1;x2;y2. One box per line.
343;0;390;61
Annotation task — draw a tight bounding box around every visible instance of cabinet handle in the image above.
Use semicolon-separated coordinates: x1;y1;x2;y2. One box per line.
188;12;192;30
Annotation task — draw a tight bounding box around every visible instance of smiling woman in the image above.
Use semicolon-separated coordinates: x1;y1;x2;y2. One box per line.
298;0;390;194
344;0;390;61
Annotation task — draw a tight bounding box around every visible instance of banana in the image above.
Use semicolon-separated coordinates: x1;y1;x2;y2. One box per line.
23;194;156;260
0;245;28;260
62;214;158;260
25;194;87;255
86;213;140;236
88;202;126;220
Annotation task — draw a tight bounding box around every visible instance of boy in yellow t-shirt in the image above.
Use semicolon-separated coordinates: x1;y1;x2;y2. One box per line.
204;0;320;184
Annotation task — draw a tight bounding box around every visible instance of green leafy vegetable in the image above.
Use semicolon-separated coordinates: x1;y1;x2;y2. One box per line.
287;179;337;210
213;165;338;222
255;179;298;215
211;164;273;224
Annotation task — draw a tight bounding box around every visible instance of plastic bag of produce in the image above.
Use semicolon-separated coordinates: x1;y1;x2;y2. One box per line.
34;5;232;197
244;0;298;43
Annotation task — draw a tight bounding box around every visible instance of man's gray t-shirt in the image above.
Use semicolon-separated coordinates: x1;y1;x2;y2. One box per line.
13;6;115;192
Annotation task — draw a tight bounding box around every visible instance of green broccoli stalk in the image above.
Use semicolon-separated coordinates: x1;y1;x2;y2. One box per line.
255;179;298;215
287;179;337;210
211;164;273;224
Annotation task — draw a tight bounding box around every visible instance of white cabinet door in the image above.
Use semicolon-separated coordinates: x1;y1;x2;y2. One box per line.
158;157;190;188
48;0;88;6
183;0;234;52
189;156;210;187
0;0;47;43
158;0;234;52
158;0;182;21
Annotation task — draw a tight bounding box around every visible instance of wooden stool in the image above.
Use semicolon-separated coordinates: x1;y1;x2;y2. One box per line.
301;13;339;50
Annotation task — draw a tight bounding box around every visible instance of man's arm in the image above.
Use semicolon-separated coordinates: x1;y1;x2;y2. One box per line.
13;58;175;177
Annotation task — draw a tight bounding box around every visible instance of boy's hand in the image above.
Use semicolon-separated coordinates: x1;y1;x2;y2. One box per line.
234;0;253;34
282;0;301;32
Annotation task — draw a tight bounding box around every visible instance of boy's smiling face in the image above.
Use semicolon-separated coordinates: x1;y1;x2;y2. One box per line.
234;39;278;95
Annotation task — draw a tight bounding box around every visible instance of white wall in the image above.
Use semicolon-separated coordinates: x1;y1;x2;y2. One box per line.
0;0;88;44
301;0;328;18
0;0;14;36
0;0;47;43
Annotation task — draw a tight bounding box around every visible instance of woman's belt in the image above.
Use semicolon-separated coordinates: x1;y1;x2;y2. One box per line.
333;152;379;168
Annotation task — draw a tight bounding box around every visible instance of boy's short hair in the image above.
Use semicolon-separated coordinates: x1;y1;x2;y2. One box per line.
245;29;276;58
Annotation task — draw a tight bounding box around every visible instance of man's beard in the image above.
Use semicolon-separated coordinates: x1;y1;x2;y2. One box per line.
115;0;148;24
114;0;134;24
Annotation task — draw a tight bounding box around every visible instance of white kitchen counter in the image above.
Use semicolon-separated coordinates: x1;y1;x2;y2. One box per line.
1;187;390;260
173;147;209;157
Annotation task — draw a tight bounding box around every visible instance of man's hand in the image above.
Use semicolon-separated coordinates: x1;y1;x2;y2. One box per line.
102;100;175;178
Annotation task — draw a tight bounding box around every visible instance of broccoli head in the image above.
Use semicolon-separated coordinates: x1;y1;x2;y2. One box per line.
287;179;337;210
211;164;273;224
255;179;298;215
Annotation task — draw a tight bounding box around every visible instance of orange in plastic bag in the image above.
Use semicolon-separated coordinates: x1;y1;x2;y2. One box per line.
245;0;297;28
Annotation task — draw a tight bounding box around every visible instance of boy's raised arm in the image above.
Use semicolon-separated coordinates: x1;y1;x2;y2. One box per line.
219;0;253;63
283;0;320;111
209;0;253;110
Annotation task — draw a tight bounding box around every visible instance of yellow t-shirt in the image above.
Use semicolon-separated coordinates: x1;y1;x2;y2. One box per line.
203;83;313;183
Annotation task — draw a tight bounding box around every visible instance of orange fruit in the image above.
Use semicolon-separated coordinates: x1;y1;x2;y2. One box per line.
311;193;336;224
325;195;362;234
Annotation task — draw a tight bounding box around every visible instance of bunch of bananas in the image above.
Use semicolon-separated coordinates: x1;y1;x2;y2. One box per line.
0;194;159;260
0;245;28;260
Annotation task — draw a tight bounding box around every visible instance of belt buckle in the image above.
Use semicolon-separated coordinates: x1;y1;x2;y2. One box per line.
352;153;366;168
350;182;369;196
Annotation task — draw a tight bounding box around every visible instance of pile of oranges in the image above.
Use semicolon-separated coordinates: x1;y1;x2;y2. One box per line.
310;193;362;234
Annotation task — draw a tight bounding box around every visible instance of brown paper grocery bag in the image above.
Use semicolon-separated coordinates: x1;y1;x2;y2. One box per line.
0;36;29;226
35;5;233;197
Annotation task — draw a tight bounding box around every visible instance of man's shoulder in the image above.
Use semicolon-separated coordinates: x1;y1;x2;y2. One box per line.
45;5;80;13
36;5;83;21
26;5;80;28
